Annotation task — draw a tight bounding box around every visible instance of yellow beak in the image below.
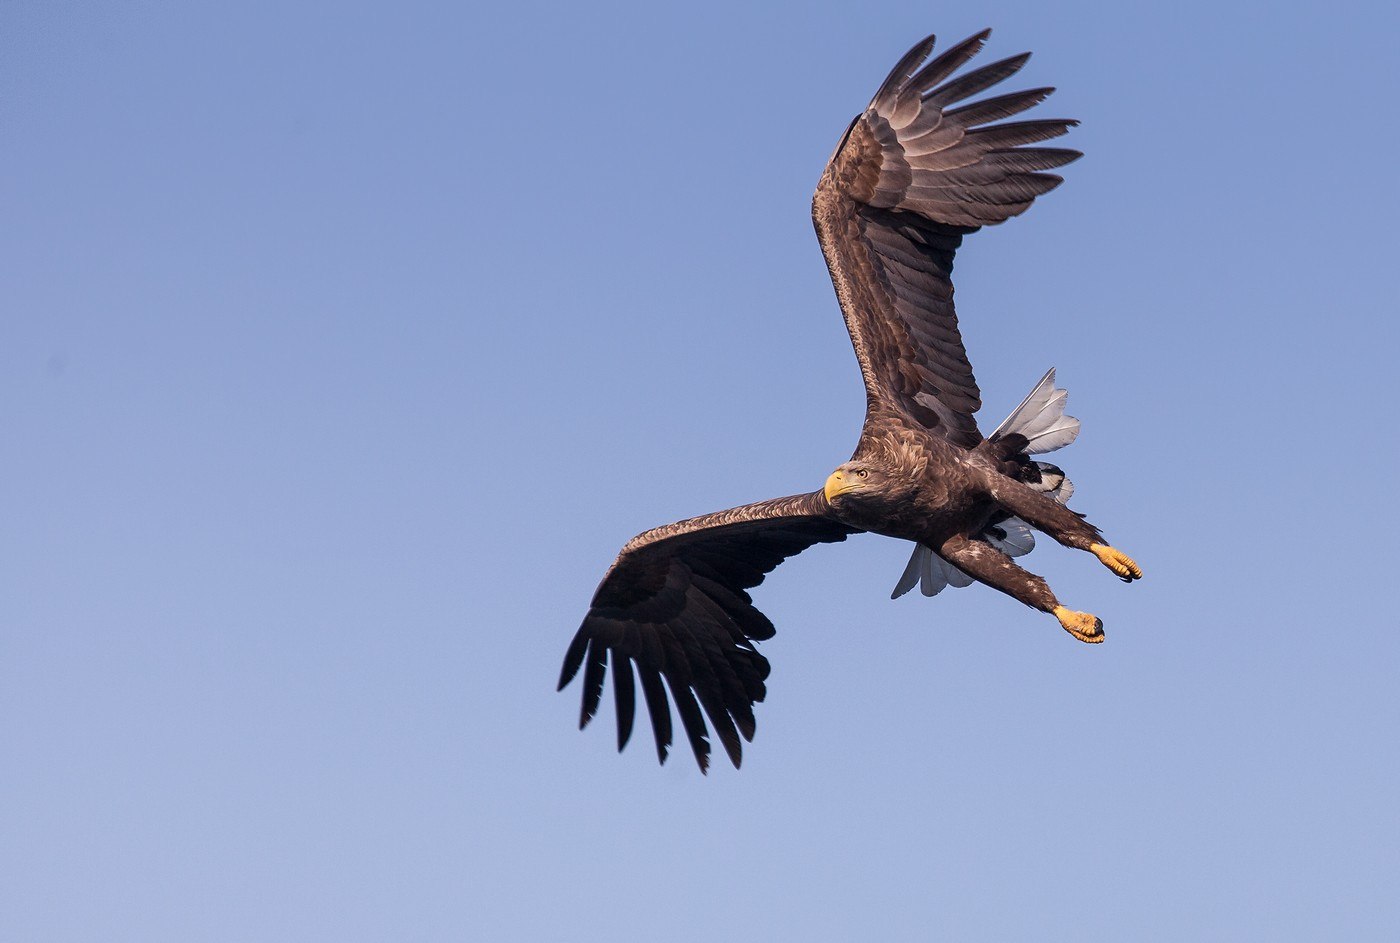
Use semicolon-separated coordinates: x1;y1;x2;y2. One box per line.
824;470;854;502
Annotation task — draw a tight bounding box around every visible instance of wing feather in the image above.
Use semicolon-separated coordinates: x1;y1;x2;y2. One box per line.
612;654;636;751
872;34;940;113
637;666;673;764
983;147;1081;171
923;53;1031;108
669;680;714;773
813;30;1080;448
579;638;607;730
906;29;993;97
944;87;1055;127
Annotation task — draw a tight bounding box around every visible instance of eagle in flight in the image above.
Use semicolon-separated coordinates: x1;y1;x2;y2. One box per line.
559;30;1142;771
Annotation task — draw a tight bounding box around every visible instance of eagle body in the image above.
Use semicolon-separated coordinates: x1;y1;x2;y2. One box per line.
559;30;1143;772
834;427;988;539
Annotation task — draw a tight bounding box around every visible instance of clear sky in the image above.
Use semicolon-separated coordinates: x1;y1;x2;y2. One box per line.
4;1;1398;940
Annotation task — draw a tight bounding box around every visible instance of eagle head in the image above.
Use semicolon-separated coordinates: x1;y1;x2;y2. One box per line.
824;460;892;505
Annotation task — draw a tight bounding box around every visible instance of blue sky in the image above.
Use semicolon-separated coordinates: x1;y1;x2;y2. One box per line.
4;1;1398;939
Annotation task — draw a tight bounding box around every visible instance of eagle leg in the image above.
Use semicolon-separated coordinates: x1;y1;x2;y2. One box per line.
938;535;1105;643
989;477;1141;582
938;535;1056;611
987;477;1103;550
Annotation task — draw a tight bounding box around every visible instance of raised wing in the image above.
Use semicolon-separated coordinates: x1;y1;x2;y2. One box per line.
558;492;857;772
813;30;1080;449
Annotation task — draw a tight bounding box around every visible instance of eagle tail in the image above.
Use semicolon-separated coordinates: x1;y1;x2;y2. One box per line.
891;369;1078;599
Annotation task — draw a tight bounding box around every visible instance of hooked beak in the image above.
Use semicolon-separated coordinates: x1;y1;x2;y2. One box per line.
824;470;856;502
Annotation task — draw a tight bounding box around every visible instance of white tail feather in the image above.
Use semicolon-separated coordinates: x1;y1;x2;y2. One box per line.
1029;462;1075;505
891;543;976;599
984;517;1035;557
944;557;974;588
891;547;923;599
919;545;946;596
1042;466;1074;504
991;367;1080;454
1053;477;1074;503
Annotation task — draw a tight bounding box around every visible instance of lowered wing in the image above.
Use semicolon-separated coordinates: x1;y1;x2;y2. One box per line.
559;492;858;772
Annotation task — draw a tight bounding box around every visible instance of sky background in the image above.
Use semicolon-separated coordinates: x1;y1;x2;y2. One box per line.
4;1;1398;939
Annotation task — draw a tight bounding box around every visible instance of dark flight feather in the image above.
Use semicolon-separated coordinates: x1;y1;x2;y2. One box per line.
670;680;713;773
984;147;1082;172
637;666;673;764
944;88;1055;128
579;638;607;730
907;30;991;97
612;654;636;751
923;54;1032;108
872;34;939;113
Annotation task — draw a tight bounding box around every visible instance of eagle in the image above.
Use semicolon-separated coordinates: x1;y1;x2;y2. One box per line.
558;30;1142;772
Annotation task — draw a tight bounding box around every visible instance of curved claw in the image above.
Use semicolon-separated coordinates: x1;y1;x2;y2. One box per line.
1091;544;1142;582
1053;606;1104;643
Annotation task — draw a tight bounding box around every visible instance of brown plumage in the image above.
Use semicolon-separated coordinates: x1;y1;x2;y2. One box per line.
559;30;1142;772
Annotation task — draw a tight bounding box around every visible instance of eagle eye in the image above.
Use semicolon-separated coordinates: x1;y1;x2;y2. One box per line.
857;469;869;479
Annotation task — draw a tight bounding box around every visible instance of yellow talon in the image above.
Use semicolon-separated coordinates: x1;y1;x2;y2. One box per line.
1054;606;1104;644
1091;543;1142;582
